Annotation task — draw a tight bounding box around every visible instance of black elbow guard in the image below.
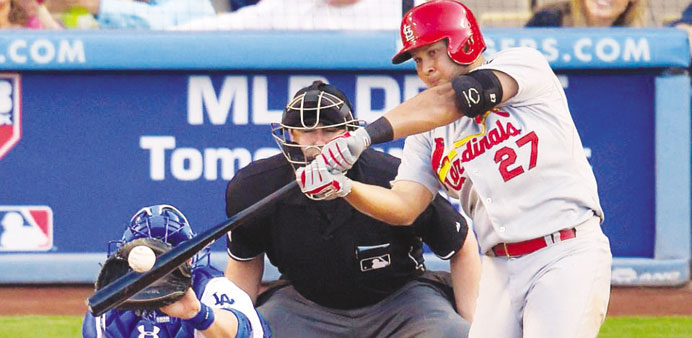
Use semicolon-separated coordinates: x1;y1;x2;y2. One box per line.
451;69;503;118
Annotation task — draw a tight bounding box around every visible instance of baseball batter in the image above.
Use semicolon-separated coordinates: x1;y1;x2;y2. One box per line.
297;1;612;338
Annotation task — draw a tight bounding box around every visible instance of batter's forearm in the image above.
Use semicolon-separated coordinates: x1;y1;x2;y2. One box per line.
345;181;430;226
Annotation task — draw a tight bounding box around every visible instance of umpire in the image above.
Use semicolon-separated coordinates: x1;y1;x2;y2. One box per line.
224;81;480;337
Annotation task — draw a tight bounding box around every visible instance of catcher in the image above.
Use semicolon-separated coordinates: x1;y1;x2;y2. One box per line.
82;204;271;338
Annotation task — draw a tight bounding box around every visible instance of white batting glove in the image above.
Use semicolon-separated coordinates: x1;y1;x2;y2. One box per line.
296;159;353;201
319;128;371;173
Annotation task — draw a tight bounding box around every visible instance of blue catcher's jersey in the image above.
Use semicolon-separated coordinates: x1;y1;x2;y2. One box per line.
82;265;271;338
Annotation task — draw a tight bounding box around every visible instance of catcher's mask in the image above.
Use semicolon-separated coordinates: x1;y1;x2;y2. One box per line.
108;204;210;268
392;0;486;65
271;80;363;170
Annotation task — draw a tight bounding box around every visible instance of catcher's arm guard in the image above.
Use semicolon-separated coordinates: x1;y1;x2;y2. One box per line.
94;238;192;311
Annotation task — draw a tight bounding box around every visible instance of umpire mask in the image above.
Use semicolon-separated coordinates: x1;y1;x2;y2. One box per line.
271;80;362;169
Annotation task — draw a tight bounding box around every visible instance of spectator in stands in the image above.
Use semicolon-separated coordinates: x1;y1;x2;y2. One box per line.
227;0;259;12
672;3;692;119
526;0;652;27
46;0;216;29
672;3;692;58
203;0;259;15
0;0;62;28
170;0;414;31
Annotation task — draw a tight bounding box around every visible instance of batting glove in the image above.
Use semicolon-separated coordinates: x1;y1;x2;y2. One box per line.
296;159;352;201
319;128;371;173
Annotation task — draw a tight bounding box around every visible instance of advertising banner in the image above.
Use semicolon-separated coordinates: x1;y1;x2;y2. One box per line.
0;71;655;256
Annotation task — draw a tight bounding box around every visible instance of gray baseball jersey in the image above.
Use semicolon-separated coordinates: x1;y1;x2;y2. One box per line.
395;47;604;253
396;45;612;338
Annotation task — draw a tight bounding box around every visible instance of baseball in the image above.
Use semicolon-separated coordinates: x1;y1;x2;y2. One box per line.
128;245;156;273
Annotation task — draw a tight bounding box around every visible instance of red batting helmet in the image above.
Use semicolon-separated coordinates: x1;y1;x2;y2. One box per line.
392;0;486;65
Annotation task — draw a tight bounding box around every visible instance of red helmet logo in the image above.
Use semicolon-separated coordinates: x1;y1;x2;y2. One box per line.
392;0;486;65
402;24;415;42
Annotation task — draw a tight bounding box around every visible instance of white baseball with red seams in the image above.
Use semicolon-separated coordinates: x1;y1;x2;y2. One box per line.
395;47;613;338
128;245;156;273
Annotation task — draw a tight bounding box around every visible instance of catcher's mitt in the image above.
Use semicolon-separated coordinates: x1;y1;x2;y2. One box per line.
94;238;192;311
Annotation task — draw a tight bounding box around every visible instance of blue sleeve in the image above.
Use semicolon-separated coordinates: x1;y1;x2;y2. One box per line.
84;309;144;338
220;308;272;338
225;308;253;338
81;312;99;338
175;320;197;338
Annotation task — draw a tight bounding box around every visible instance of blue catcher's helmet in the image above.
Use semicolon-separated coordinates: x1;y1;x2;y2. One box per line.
109;204;209;267
123;204;193;246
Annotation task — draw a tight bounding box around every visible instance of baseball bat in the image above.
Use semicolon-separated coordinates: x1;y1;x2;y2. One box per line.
87;180;298;316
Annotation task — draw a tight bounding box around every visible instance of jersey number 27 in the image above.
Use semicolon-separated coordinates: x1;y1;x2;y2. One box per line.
494;131;539;182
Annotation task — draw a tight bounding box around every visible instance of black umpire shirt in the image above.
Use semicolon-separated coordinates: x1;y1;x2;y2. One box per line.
226;149;469;309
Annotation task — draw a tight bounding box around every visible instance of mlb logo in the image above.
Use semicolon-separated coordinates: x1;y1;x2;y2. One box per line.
0;73;21;161
0;206;53;251
360;254;391;272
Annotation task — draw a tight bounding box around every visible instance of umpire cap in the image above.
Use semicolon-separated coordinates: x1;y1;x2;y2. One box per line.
281;80;358;130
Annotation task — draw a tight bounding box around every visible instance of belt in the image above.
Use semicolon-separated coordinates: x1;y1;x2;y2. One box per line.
491;228;577;258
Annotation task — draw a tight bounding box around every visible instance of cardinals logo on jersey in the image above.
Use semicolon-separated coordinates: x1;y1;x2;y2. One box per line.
432;138;466;190
0;74;21;162
0;206;53;251
431;109;520;191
